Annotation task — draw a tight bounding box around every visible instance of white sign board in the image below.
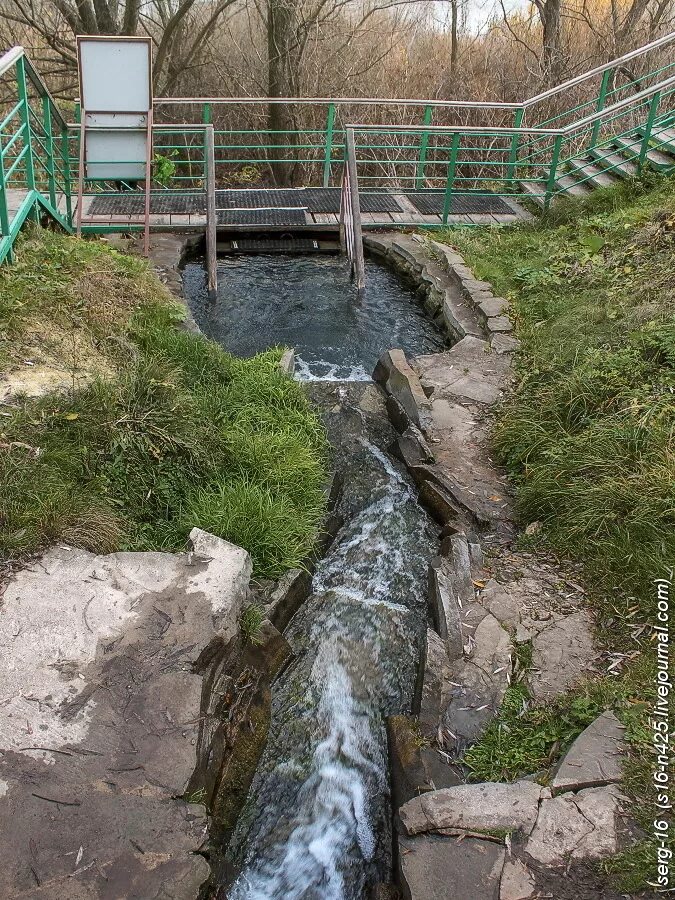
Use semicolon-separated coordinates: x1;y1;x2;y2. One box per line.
77;37;152;181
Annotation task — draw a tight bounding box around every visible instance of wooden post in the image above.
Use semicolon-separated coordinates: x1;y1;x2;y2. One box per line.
142;109;153;256
345;127;365;292
205;124;217;299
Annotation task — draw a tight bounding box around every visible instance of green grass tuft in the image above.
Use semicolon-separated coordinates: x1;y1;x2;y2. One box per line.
0;230;328;579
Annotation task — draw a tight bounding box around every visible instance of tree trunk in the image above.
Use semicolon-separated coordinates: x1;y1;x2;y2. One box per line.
538;0;563;86
450;0;459;79
267;0;298;186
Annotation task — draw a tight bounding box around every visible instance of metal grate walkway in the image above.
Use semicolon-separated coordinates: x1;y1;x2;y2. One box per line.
85;187;530;228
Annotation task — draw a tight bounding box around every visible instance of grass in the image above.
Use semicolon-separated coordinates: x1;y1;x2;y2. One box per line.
0;229;328;579
436;174;675;892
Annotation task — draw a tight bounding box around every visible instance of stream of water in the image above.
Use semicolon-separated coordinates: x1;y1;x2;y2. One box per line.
182;254;441;898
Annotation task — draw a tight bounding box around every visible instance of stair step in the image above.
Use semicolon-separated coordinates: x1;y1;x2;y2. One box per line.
566;157;621;189
588;146;639;178
612;134;675;170
636;124;675;152
554;173;594;197
518;181;545;209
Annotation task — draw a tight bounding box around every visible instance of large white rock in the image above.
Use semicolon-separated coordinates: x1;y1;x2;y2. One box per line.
0;533;252;899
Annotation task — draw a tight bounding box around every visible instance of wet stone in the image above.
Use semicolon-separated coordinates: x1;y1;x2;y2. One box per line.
395;424;435;468
374;348;431;431
419;628;451;737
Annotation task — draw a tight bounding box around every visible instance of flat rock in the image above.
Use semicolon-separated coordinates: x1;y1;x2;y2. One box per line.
399;833;504;900
551;711;625;794
491;333;521;354
529;610;597;700
486;315;513;333
399;781;545;836
416;336;510;407
442;613;512;747
499;858;537;900
524;785;626;867
483;579;521;631
478;297;509;320
0;534;251;899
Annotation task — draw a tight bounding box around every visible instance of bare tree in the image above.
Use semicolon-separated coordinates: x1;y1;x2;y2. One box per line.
0;0;240;93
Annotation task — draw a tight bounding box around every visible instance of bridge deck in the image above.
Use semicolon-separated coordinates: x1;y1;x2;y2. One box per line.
77;187;532;229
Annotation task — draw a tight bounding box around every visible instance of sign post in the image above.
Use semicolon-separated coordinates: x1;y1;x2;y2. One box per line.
75;36;153;253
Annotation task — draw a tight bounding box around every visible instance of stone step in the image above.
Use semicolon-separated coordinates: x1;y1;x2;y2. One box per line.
554;172;594;198
635;122;675;154
518;180;546;209
588;145;639;178
612;133;675;170
566;156;622;189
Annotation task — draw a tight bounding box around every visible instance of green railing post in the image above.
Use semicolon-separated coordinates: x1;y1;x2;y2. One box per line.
0;145;12;260
202;103;212;125
60;124;72;226
323;103;336;188
415;105;433;189
506;106;525;191
16;56;37;221
590;68;612;150
638;90;661;172
42;94;57;209
544;134;563;211
441;133;461;225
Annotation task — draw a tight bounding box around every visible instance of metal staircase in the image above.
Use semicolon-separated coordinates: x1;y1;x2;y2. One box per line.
520;113;675;208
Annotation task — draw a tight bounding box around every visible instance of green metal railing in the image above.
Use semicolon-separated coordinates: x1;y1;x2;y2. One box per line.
0;32;673;259
0;46;72;263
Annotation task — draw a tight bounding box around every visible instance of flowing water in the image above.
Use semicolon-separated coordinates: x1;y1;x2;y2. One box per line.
182;255;442;898
182;253;445;380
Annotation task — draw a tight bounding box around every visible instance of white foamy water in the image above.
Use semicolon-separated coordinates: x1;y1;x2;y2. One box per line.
293;356;373;383
227;440;435;899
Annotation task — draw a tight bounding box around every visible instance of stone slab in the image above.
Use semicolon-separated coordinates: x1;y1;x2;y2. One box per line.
399;781;545;836
524;785;626;867
0;532;252;899
551;710;625;794
529;610;597;700
399;833;504;900
499;858;537;900
374;348;431;431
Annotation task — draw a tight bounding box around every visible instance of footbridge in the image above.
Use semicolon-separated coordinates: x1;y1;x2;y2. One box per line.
1;32;674;276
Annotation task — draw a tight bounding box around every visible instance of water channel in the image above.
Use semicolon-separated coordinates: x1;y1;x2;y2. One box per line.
183;252;444;898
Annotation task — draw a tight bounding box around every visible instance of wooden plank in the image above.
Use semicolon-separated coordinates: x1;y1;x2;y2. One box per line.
205;125;217;297
466;213;499;225
345;128;365;291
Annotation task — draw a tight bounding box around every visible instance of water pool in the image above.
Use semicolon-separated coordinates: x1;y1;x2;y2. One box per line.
182;254;445;380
